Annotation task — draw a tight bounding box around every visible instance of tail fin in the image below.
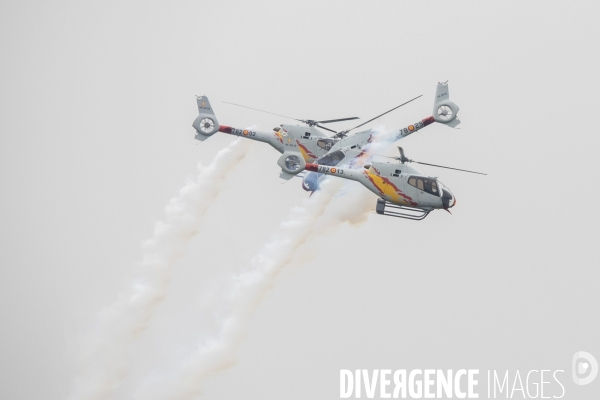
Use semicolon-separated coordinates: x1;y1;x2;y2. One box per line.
433;81;460;128
192;95;220;138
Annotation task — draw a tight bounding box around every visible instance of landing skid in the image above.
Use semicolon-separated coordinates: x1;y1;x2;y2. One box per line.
375;199;432;221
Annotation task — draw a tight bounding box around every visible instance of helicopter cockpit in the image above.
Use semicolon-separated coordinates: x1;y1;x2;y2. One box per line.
316;138;337;151
407;176;439;196
407;176;455;208
315;150;345;166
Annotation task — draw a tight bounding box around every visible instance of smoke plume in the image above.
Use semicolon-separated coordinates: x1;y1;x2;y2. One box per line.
69;138;251;400
132;178;348;399
134;170;379;399
131;128;404;399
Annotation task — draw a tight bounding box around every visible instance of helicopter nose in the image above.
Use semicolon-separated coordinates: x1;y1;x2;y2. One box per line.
441;188;456;209
302;171;319;192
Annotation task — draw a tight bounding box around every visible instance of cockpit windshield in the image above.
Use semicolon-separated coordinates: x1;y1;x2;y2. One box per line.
317;138;335;151
408;176;440;196
317;150;345;166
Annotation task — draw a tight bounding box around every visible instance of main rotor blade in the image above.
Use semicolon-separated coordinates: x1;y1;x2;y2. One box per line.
414;161;487;175
222;101;301;122
316;124;338;134
317;117;360;124
346;95;423;132
372;153;487;175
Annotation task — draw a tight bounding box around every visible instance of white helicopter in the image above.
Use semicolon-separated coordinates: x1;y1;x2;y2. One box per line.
304;145;485;220
192;82;484;220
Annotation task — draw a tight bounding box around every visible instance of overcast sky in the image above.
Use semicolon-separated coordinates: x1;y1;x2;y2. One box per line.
1;1;599;399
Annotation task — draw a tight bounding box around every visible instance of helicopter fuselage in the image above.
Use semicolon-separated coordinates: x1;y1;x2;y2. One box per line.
306;161;456;212
216;123;375;163
301;116;435;192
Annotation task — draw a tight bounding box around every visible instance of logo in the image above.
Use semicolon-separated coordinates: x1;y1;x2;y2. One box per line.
202;102;206;107
572;351;598;385
231;128;256;137
331;168;337;173
408;125;415;131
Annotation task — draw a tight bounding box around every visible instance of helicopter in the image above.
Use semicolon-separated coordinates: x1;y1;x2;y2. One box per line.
305;146;485;220
192;82;484;220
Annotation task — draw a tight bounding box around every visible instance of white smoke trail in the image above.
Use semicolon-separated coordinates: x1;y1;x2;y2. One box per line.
134;175;380;399
132;127;401;399
134;178;345;399
69;137;252;400
364;125;404;157
313;180;376;235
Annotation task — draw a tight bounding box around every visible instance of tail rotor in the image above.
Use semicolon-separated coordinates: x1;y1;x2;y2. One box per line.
192;95;220;138
433;81;461;128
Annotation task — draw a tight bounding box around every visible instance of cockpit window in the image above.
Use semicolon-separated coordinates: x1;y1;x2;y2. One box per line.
426;180;438;195
317;150;345;166
317;138;335;151
408;176;439;196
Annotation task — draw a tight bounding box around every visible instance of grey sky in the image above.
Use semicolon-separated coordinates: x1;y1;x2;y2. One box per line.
1;1;599;399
